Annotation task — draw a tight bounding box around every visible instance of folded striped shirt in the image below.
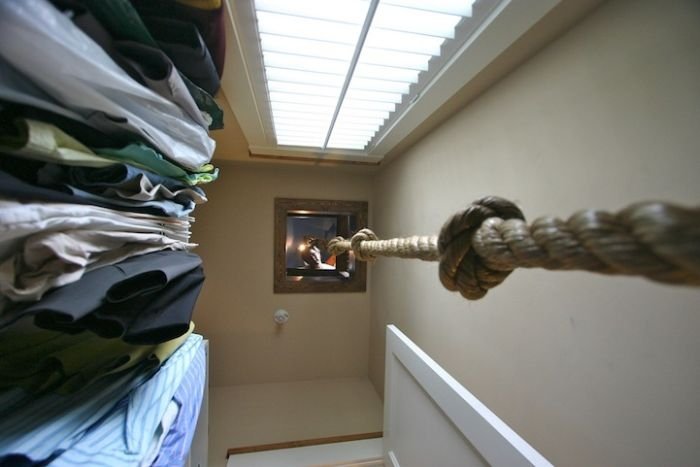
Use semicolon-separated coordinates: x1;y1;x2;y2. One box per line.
0;333;202;465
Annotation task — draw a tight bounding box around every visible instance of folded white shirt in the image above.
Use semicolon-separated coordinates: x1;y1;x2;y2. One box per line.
0;230;195;302
0;199;191;251
103;176;208;205
0;199;195;301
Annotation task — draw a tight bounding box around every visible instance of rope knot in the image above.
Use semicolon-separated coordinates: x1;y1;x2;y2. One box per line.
438;197;525;299
350;228;379;261
327;236;347;257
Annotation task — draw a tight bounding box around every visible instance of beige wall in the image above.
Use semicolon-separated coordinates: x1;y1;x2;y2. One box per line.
193;162;374;387
369;1;700;466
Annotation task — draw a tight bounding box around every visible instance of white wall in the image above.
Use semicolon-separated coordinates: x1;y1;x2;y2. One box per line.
369;0;700;466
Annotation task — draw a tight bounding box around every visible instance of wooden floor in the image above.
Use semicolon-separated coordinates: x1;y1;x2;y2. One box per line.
228;432;383;457
312;459;384;467
227;434;384;467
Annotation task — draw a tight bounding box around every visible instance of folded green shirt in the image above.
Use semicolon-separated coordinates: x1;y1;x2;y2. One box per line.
0;118;218;185
96;143;219;185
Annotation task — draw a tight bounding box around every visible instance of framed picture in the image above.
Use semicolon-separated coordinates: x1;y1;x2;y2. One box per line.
274;198;368;293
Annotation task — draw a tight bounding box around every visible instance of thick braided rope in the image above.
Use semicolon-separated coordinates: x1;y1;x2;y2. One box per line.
326;196;700;300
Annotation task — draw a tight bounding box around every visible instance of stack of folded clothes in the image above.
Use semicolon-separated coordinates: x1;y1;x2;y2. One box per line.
0;0;222;464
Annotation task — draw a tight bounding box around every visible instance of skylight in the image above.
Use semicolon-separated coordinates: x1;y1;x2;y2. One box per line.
254;0;475;151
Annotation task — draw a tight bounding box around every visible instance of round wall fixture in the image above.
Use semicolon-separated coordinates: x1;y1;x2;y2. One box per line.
273;309;289;325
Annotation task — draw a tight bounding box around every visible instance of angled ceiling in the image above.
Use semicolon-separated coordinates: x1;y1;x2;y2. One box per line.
222;0;564;163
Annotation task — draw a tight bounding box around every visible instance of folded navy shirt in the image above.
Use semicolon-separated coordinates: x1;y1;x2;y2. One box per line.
0;165;195;218
142;16;220;96
49;163;205;201
6;251;203;345
0;166;104;208
88;265;205;344
131;0;226;78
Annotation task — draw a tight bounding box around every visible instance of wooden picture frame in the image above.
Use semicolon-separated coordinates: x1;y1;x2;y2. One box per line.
274;198;368;293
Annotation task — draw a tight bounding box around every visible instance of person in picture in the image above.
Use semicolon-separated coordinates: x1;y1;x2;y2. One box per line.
299;238;334;270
